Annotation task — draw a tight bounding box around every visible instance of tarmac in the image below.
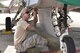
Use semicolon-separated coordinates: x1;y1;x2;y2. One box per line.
0;27;80;53
0;32;14;53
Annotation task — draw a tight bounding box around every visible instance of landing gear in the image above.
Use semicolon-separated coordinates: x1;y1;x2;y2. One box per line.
51;4;76;53
60;4;76;53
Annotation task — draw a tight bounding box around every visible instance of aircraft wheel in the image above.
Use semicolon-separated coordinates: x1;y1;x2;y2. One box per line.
62;36;76;53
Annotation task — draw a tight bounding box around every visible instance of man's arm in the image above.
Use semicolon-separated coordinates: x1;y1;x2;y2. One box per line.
27;24;36;31
27;8;38;30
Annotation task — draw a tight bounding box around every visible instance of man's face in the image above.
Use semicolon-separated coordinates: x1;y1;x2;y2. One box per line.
22;12;30;21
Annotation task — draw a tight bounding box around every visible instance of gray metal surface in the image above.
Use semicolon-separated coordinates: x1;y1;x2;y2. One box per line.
0;33;14;53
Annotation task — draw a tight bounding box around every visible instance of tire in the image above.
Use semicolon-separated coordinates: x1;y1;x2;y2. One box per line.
62;36;76;53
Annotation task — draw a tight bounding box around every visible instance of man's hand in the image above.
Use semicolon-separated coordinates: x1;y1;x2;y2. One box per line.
31;8;38;18
32;8;38;15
